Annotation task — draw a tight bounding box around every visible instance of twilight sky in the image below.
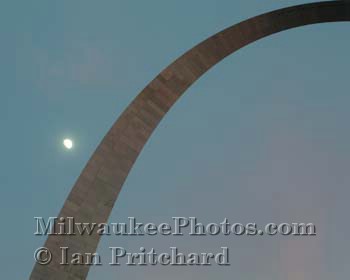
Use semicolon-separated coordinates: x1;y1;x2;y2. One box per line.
3;0;350;279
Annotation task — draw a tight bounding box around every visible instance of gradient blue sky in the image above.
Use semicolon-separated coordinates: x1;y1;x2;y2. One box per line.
4;0;350;279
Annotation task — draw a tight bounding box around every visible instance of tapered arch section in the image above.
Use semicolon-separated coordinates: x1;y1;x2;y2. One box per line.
31;1;350;279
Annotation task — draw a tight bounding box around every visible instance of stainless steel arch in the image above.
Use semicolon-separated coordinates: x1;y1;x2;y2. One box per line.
30;1;350;279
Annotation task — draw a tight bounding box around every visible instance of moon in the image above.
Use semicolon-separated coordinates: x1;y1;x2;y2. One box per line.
63;139;73;149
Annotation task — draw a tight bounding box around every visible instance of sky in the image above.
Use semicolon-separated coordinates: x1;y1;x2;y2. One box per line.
3;0;350;279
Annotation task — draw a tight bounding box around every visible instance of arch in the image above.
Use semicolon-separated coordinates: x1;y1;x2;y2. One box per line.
30;1;350;279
